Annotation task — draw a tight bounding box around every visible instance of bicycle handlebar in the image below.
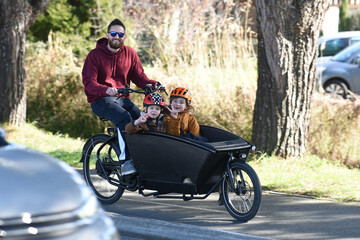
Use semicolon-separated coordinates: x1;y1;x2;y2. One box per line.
117;83;168;99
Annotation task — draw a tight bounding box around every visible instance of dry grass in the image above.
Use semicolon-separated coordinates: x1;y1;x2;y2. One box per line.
132;0;257;140
309;93;360;168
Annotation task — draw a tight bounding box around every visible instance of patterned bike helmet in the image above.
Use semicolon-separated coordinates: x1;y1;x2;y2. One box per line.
143;93;166;107
170;87;192;102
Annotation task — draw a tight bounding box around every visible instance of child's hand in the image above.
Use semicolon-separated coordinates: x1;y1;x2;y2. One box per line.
134;113;149;126
166;106;178;119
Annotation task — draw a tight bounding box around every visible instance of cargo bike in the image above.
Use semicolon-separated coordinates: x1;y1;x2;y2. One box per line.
81;85;262;221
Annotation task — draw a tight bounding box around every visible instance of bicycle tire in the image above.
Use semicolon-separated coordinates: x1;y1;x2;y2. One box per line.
221;161;262;221
83;134;124;204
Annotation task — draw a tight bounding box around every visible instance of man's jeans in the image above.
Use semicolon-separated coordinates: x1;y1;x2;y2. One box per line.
91;97;140;161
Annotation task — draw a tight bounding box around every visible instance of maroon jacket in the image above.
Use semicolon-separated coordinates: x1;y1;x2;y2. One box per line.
82;38;157;104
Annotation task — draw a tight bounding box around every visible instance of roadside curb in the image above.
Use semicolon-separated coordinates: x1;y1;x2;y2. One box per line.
107;212;274;240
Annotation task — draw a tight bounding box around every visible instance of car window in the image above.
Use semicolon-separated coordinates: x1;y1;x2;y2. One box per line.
333;42;360;62
350;37;360;45
319;38;348;57
352;53;360;65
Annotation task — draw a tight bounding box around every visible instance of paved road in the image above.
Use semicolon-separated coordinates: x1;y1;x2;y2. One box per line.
103;191;360;240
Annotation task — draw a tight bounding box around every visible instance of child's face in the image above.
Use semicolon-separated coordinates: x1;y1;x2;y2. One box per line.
147;105;162;119
171;97;187;113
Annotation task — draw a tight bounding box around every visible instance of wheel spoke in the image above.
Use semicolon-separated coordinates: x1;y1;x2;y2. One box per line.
242;196;252;212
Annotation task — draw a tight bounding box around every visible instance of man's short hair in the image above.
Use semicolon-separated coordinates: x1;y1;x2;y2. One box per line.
107;19;126;32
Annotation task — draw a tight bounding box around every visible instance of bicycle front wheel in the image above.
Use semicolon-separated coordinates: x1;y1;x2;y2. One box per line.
221;161;262;221
83;134;124;204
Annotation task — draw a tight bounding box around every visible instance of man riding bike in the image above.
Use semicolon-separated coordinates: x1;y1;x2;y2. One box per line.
82;18;163;175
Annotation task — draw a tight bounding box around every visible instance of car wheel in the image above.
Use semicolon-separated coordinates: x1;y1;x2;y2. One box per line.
323;79;348;99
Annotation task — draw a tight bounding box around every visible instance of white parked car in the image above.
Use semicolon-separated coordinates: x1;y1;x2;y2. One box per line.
0;128;120;240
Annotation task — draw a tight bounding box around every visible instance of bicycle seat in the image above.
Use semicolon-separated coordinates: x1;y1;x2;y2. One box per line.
99;117;110;122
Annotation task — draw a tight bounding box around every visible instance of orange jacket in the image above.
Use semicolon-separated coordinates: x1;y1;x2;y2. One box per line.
165;110;200;137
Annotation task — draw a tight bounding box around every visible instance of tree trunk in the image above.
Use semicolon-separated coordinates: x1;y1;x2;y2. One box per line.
252;0;328;157
0;0;49;126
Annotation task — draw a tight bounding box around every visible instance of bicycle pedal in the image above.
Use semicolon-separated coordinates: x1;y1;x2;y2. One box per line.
124;174;137;185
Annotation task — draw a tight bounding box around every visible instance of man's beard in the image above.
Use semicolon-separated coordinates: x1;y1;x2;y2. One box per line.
108;39;123;49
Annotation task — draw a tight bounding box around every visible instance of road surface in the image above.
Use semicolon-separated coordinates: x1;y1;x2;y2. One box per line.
103;191;360;240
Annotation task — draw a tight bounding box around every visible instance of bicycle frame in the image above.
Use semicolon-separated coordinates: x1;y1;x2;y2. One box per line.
226;153;247;193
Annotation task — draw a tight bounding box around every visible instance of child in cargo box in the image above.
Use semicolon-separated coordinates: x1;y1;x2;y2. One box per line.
164;87;208;184
125;93;167;134
164;87;207;142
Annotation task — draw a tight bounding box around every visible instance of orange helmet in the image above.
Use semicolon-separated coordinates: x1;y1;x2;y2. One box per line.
170;87;192;102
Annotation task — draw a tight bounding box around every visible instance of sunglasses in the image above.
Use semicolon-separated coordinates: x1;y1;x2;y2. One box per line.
109;31;125;38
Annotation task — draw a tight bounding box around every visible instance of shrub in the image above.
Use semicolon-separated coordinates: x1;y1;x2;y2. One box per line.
25;35;107;138
309;94;360;168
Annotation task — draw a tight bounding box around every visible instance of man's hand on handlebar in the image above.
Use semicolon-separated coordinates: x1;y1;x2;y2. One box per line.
106;87;118;96
142;84;153;95
142;82;167;95
156;82;168;95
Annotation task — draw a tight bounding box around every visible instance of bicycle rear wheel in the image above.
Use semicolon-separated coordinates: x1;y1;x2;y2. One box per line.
221;161;261;221
83;134;124;204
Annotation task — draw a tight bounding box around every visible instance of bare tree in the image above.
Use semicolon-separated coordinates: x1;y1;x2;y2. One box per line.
252;0;328;157
0;0;50;126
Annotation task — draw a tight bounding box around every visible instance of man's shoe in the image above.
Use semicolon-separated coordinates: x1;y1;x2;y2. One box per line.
121;160;137;175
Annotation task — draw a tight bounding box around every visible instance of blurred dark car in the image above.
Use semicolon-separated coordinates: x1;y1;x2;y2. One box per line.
317;41;360;99
0;129;120;240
